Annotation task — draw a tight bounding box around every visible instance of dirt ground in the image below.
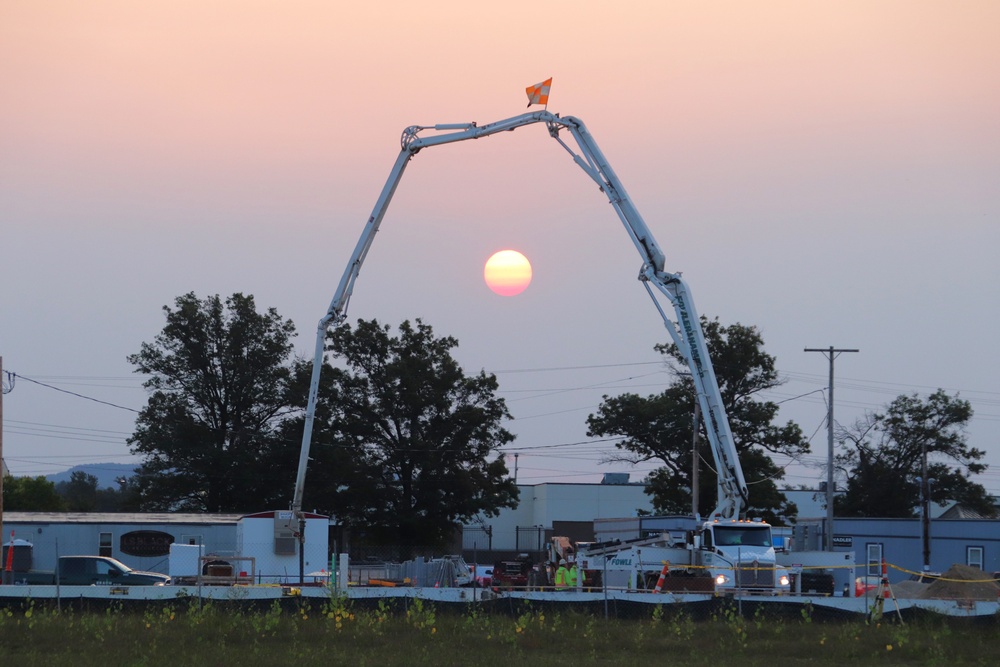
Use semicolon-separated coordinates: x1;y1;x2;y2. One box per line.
891;563;1000;600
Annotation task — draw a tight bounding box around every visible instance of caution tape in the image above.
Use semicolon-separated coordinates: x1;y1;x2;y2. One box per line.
643;563;856;572
614;559;996;581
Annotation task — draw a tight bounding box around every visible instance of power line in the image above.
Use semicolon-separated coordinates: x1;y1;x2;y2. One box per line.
8;364;998;476
11;373;140;413
780;370;1000;398
494;361;664;374
5;419;132;436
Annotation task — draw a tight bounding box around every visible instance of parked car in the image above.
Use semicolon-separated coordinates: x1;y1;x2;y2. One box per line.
13;555;171;586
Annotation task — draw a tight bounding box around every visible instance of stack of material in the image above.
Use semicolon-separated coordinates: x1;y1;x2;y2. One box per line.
890;578;927;599
923;564;1000;601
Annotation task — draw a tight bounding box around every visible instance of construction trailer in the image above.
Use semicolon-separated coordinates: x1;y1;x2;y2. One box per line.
3;510;330;585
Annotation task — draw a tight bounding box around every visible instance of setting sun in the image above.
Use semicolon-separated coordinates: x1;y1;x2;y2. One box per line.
484;250;532;296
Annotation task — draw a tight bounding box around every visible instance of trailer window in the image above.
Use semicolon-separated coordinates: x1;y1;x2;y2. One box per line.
99;532;113;557
967;546;984;570
866;543;883;576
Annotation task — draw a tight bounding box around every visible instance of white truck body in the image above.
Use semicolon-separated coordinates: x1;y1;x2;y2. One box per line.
578;520;791;594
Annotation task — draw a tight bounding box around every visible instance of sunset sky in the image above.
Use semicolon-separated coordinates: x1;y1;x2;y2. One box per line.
2;1;998;499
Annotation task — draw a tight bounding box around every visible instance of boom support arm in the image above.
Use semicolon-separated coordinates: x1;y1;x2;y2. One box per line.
291;110;747;536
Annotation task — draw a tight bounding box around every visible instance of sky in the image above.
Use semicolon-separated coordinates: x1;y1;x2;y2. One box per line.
2;1;998;503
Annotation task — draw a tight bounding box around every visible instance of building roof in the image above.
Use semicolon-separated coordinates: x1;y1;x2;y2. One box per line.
936;502;990;520
3;512;246;525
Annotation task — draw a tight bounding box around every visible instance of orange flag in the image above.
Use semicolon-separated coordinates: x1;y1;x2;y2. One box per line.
525;77;552;107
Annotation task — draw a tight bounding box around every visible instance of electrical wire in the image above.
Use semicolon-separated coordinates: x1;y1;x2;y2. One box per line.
6;364;998;494
10;372;140;413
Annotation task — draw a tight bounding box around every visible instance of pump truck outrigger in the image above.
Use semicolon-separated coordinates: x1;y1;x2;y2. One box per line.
287;109;788;588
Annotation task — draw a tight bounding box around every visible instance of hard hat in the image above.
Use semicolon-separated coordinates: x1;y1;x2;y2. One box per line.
560;559;567;565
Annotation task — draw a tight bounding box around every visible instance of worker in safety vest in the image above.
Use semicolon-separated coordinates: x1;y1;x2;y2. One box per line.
554;559;569;589
567;561;585;589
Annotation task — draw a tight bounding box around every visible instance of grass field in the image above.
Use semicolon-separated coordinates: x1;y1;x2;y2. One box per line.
0;596;997;666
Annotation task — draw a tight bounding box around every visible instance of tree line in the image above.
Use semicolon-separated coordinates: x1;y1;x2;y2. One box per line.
4;292;993;552
3;471;140;512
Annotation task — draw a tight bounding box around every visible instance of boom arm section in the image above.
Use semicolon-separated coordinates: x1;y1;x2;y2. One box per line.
291;110;747;532
291;111;564;517
544;116;747;519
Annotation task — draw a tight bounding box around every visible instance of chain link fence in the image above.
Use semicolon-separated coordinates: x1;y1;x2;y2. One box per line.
5;526;998;622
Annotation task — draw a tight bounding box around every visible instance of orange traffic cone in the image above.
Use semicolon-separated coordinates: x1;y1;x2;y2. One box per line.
653;562;671;593
4;531;14;581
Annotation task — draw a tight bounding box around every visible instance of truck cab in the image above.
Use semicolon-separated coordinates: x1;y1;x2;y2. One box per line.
700;520;790;592
58;556;171;586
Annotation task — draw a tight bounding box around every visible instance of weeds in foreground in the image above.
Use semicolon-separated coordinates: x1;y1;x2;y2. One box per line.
0;599;995;667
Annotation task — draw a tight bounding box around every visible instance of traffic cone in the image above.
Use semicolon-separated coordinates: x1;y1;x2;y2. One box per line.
4;532;14;581
653;562;670;593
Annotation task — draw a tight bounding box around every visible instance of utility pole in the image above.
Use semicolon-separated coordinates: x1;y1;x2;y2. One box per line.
917;444;933;572
805;346;858;551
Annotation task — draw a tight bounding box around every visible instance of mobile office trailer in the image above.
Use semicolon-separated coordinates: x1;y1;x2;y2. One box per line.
3;510;331;583
2;512;244;574
235;511;329;584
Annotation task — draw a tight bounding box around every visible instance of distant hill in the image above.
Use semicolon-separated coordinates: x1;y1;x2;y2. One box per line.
42;463;138;489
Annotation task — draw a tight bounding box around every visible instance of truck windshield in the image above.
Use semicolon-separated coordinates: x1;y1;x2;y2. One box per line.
713;526;772;548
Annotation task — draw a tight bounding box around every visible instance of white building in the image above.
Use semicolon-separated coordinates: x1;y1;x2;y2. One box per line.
2;510;328;583
462;479;653;556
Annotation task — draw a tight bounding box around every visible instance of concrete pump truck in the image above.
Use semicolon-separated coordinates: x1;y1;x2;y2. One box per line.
288;107;850;594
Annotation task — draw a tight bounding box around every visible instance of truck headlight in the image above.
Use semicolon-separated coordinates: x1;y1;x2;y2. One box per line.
779;575;790;586
715;574;729;586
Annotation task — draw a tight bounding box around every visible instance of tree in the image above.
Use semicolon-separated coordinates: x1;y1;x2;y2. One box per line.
55;471;99;511
587;318;807;523
288;318;519;557
100;476;144;512
2;475;67;511
127;292;298;513
53;472;141;512
835;389;993;518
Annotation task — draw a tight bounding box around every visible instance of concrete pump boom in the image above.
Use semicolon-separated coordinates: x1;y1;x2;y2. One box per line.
290;111;748;567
